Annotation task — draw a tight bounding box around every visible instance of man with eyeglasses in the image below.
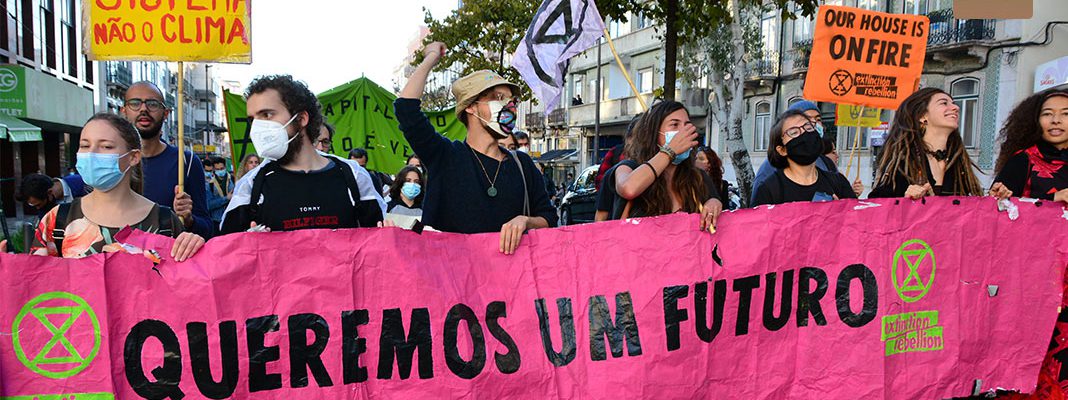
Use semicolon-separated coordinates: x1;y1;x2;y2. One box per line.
315;122;334;153
395;42;556;254
121;81;214;238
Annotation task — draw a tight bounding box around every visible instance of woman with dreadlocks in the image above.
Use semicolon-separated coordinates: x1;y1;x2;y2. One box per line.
612;101;723;229
870;88;987;199
992;88;1068;202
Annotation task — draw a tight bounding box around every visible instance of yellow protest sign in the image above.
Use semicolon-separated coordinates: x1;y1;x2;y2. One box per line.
836;104;883;128
83;0;251;63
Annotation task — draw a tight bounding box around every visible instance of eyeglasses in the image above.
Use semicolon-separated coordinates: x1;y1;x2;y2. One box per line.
783;122;816;139
480;92;518;103
124;98;167;112
316;138;332;147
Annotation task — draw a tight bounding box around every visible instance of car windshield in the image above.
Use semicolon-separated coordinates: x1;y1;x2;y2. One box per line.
575;167;597;191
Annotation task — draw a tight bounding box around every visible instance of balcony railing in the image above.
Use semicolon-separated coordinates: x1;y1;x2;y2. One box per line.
746;52;780;79
548;108;567;127
526;111;545;130
926;9;995;47
793;39;812;71
106;63;132;89
194;89;217;101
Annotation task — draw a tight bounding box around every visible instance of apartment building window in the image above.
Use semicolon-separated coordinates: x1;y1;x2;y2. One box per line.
951;78;980;148
609;18;629;38
903;0;928;14
60;0;75;76
571;74;584;102
857;0;878;11
9;0;34;60
754;102;771;151
842;127;869;150
39;0;54;68
760;12;776;59
635;12;652;30
793;13;813;44
638;68;653;93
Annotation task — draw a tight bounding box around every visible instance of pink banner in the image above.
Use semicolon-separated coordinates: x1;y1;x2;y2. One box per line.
2;197;1067;399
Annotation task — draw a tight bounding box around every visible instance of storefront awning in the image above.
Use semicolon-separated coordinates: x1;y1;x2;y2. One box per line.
536;149;578;163
0;114;42;142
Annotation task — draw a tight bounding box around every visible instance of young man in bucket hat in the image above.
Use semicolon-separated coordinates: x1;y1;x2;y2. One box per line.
394;42;556;254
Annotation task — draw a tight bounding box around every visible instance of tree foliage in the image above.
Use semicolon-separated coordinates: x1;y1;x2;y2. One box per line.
419;0;539;100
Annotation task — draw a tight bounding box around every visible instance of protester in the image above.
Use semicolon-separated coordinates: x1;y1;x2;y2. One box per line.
694;146;734;210
870;88;986;199
752;110;857;206
120;81;213;238
823;137;839;166
349;147;391;193
407;154;422;168
236;153;261;180
594;115;639;221
204;156;231;225
514;131;531;153
220;75;385;234
747;100;837;206
16;173;89;219
27;113;204;261
316;122;334;153
386;166;424;217
499;134;518;151
992;88;1068;202
395;42;556;254
210;156;234;195
611;101;722;228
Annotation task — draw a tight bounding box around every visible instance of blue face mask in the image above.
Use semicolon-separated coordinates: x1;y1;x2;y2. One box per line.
205;171;213;180
214;170;227;178
815;123;825;137
662;130;691;165
77;151;135;192
401;182;421;199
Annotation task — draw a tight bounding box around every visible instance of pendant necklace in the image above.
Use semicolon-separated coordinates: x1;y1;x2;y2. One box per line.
469;144;503;197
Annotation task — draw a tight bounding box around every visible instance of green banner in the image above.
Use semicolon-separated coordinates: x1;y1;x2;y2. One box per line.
225;78;466;175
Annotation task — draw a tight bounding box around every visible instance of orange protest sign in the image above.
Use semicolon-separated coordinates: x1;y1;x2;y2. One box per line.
83;0;251;63
803;6;928;110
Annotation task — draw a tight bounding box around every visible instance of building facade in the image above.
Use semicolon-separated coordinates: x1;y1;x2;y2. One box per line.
535;0;1068;196
0;0;97;221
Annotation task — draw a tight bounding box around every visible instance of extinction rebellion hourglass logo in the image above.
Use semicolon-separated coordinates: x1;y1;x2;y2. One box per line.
881;240;945;356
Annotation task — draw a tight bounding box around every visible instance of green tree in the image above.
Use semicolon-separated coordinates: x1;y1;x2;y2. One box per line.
420;0;539;99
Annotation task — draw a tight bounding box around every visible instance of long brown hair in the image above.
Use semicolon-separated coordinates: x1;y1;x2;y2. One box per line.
875;88;982;196
388;166;424;206
624;101;708;216
696;146;724;187
237;153;261;180
995;88;1068;173
87;113;144;194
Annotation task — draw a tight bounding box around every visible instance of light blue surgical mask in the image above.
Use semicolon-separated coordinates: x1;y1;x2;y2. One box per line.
214;170;227;178
662;130;691;165
401;182;421;199
77;151;136;192
815;124;825;137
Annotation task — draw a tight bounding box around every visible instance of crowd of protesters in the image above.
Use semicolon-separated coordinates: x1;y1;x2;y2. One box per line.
3;41;1066;264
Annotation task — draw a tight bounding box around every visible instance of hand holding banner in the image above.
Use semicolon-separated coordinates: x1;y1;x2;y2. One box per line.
803;6;929;110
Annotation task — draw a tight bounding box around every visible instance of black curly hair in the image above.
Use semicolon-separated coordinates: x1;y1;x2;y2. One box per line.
244;75;323;141
995;88;1068;174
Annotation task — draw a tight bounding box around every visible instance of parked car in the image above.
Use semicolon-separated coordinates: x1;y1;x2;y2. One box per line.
557;166;599;226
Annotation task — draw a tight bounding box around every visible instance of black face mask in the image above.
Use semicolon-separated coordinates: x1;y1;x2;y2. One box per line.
784;131;823;166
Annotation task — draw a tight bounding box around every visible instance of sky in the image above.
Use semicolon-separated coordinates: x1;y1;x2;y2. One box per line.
213;1;460;94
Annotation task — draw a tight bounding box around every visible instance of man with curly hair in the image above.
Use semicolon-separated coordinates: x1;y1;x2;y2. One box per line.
219;75;385;234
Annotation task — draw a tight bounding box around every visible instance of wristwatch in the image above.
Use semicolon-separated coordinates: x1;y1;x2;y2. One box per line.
659;145;677;160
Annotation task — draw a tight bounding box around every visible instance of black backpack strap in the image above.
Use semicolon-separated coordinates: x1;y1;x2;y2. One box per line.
510;151;530;216
332;160;365;227
248;162;281;224
157;205;176;237
52;202;73;258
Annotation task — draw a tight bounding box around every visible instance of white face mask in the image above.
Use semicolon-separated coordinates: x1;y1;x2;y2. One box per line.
518;146;530;154
250;114;300;160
